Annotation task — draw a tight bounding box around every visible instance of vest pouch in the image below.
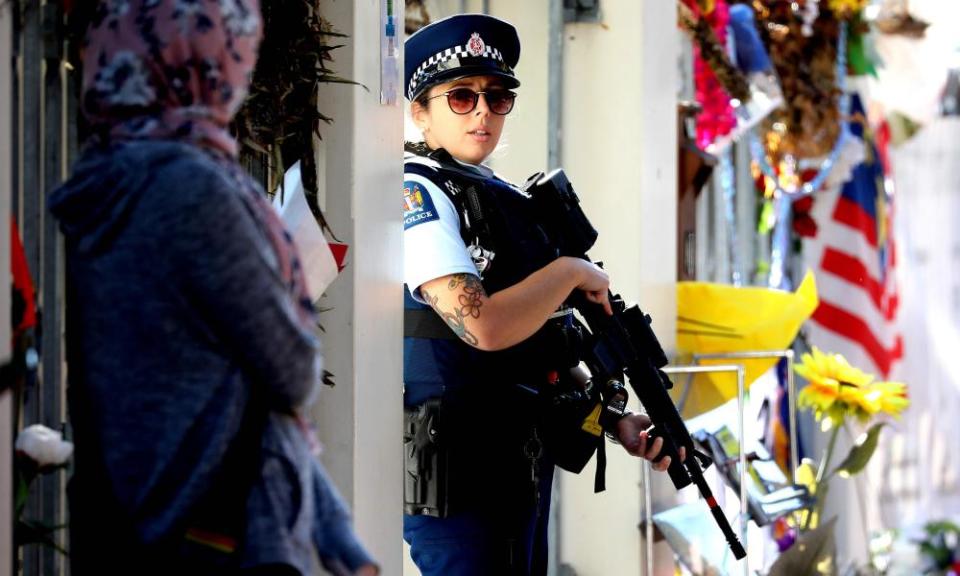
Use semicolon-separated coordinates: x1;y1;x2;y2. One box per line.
538;382;601;474
505;316;598;475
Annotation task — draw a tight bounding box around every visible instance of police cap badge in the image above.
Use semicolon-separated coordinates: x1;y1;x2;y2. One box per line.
405;13;521;101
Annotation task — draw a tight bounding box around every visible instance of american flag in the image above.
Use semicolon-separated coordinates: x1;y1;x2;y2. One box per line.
801;94;903;379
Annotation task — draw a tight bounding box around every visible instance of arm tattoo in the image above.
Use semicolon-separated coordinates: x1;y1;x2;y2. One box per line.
448;274;484;319
421;274;486;346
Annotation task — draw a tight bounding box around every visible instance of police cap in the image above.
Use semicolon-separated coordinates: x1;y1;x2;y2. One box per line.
405;13;521;102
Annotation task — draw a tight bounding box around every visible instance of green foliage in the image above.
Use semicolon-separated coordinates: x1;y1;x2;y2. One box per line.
235;0;362;231
832;422;886;477
917;521;960;571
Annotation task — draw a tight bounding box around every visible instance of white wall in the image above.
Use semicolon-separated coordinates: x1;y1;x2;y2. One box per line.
483;0;549;182
313;0;404;573
554;2;678;574
1;5;12;575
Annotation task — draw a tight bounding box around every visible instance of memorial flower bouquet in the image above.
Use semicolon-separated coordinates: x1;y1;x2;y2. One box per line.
793;347;909;531
768;347;908;574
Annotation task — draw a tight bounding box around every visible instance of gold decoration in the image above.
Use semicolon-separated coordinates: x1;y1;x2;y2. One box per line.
875;0;930;38
754;1;843;165
405;0;431;34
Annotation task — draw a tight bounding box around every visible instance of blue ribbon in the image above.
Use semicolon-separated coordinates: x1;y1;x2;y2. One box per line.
730;4;772;74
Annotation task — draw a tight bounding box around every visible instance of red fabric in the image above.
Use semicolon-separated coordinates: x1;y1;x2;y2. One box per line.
328;242;349;273
792;195;818;238
804;122;903;378
811;301;903;376
875;120;893;176
11;217;37;336
820;247;899;321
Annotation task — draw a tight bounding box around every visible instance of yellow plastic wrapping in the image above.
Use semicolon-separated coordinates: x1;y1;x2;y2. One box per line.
673;270;819;418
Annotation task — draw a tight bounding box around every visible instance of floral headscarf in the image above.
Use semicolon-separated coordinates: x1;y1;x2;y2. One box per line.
82;0;262;157
80;0;318;341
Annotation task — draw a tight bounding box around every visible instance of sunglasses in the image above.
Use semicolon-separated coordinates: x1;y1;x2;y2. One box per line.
427;88;517;115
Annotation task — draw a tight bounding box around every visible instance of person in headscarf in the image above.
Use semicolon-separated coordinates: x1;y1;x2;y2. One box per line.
48;1;376;574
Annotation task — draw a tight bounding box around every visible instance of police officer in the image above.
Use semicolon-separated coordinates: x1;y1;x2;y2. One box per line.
403;14;677;576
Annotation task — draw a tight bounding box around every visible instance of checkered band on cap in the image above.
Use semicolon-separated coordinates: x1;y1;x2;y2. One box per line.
407;43;506;100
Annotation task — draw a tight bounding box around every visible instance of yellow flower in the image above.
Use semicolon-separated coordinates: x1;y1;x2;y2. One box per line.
827;0;868;18
838;383;881;422
864;381;910;418
797;377;839;415
795;347;880;423
795;347;874;387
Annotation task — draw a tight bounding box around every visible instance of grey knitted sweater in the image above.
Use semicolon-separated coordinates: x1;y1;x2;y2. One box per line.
49;140;372;574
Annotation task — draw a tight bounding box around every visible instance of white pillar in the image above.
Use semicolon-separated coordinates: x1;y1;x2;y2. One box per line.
1;4;13;575
557;1;678;574
313;0;404;573
1;4;14;575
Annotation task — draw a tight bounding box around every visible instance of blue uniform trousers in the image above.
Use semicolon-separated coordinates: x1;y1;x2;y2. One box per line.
403;462;554;576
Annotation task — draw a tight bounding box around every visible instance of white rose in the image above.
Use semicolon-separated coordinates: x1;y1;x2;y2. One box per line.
15;424;74;468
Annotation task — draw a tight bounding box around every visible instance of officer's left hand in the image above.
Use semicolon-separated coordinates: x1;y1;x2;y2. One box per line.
615;413;686;472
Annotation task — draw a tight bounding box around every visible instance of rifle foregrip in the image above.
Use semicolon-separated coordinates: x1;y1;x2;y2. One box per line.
644;424;693;490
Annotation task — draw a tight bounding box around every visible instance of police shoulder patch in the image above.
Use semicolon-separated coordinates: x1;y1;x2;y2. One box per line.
403;180;440;230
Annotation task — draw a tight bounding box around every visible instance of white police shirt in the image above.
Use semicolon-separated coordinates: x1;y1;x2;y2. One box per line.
404;158;481;303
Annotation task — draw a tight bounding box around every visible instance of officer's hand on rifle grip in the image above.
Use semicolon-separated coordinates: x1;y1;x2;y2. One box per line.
616;415;686;471
641;424;687;472
569;257;612;315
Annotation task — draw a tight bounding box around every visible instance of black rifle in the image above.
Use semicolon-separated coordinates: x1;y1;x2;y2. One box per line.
524;169;748;560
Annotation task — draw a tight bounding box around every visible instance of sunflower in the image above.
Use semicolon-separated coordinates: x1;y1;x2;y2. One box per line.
795;347;894;424
863;380;909;419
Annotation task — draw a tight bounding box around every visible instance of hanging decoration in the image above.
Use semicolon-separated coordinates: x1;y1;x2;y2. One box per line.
750;21;849;198
753;1;848;169
234;0;360;229
405;0;431;34
679;0;785;154
676;0;883;288
678;0;749;151
747;0;887;200
874;1;929;38
726;4;785;143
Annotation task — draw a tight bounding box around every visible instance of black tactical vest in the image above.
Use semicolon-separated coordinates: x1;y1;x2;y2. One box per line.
403;149;573;402
403;149;583;514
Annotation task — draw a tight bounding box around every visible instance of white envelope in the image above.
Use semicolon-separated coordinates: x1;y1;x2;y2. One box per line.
272;162;339;302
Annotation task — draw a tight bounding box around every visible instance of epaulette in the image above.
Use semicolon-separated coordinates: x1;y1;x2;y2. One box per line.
404;152;443;172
